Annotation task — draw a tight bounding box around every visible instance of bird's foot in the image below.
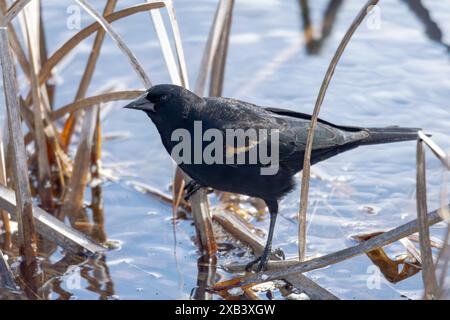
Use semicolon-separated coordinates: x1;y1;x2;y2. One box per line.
184;180;202;201
245;255;268;273
245;247;285;273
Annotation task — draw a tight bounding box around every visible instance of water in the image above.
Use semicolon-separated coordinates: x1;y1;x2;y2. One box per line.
1;0;450;299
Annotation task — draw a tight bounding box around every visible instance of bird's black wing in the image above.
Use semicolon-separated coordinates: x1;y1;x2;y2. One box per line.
200;98;370;169
264;107;363;132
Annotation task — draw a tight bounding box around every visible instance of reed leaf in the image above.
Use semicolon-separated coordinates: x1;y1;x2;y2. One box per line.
51;90;144;120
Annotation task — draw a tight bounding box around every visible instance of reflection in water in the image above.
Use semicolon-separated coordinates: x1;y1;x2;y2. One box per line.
299;0;344;54
0;180;114;299
401;0;450;53
40;253;115;300
192;255;217;300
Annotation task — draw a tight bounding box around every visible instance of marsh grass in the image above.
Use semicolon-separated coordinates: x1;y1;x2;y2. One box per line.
0;0;448;300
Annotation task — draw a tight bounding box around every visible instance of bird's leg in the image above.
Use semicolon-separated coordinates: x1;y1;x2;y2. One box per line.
184;180;202;201
246;200;279;272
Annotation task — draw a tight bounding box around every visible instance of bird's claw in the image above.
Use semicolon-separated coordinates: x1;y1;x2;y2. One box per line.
245;255;268;273
245;247;285;273
184;180;202;201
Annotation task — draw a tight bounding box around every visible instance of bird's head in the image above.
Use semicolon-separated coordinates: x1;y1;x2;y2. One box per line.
124;84;202;123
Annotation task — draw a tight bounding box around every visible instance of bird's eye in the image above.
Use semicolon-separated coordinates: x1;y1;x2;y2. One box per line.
160;95;168;102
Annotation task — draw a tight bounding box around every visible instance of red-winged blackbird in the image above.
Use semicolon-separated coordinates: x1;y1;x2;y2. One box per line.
124;84;421;272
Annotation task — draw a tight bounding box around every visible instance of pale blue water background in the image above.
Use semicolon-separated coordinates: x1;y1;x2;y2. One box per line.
0;0;449;299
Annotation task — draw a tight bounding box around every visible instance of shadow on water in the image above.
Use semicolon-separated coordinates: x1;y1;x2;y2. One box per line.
299;0;345;55
401;0;450;53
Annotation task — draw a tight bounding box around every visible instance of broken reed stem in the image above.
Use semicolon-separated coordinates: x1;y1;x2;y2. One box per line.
416;139;439;299
62;0;117;151
75;0;151;88
0;136;10;234
298;0;380;262
0;27;37;262
217;205;446;290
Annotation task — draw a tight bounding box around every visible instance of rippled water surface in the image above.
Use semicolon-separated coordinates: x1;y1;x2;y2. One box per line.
1;0;450;299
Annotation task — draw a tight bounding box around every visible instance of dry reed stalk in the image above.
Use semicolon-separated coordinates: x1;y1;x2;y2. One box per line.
60;105;99;227
75;0;151;88
61;0;117;151
435;226;450;299
171;166;185;225
298;0;379;262
149;1;182;86
189;187;217;256
416;131;450;298
209;0;234;97
155;0;192;216
51;90;144;120
217;205;445;289
90;108;105;243
19;2;54;212
0;136;10;234
418;131;450;170
0;26;37;264
194;0;229;96
0;184;106;256
163;0;189;88
37;1;54;108
416;137;439;299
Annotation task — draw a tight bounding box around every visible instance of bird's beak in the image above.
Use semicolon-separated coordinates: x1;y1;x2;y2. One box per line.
123;94;155;112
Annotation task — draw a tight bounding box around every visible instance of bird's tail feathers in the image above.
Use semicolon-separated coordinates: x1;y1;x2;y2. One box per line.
360;127;423;146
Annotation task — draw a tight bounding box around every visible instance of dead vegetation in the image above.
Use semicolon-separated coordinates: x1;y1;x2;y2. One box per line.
0;0;448;300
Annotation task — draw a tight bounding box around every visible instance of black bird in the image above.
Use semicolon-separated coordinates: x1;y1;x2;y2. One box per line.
124;84;421;272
